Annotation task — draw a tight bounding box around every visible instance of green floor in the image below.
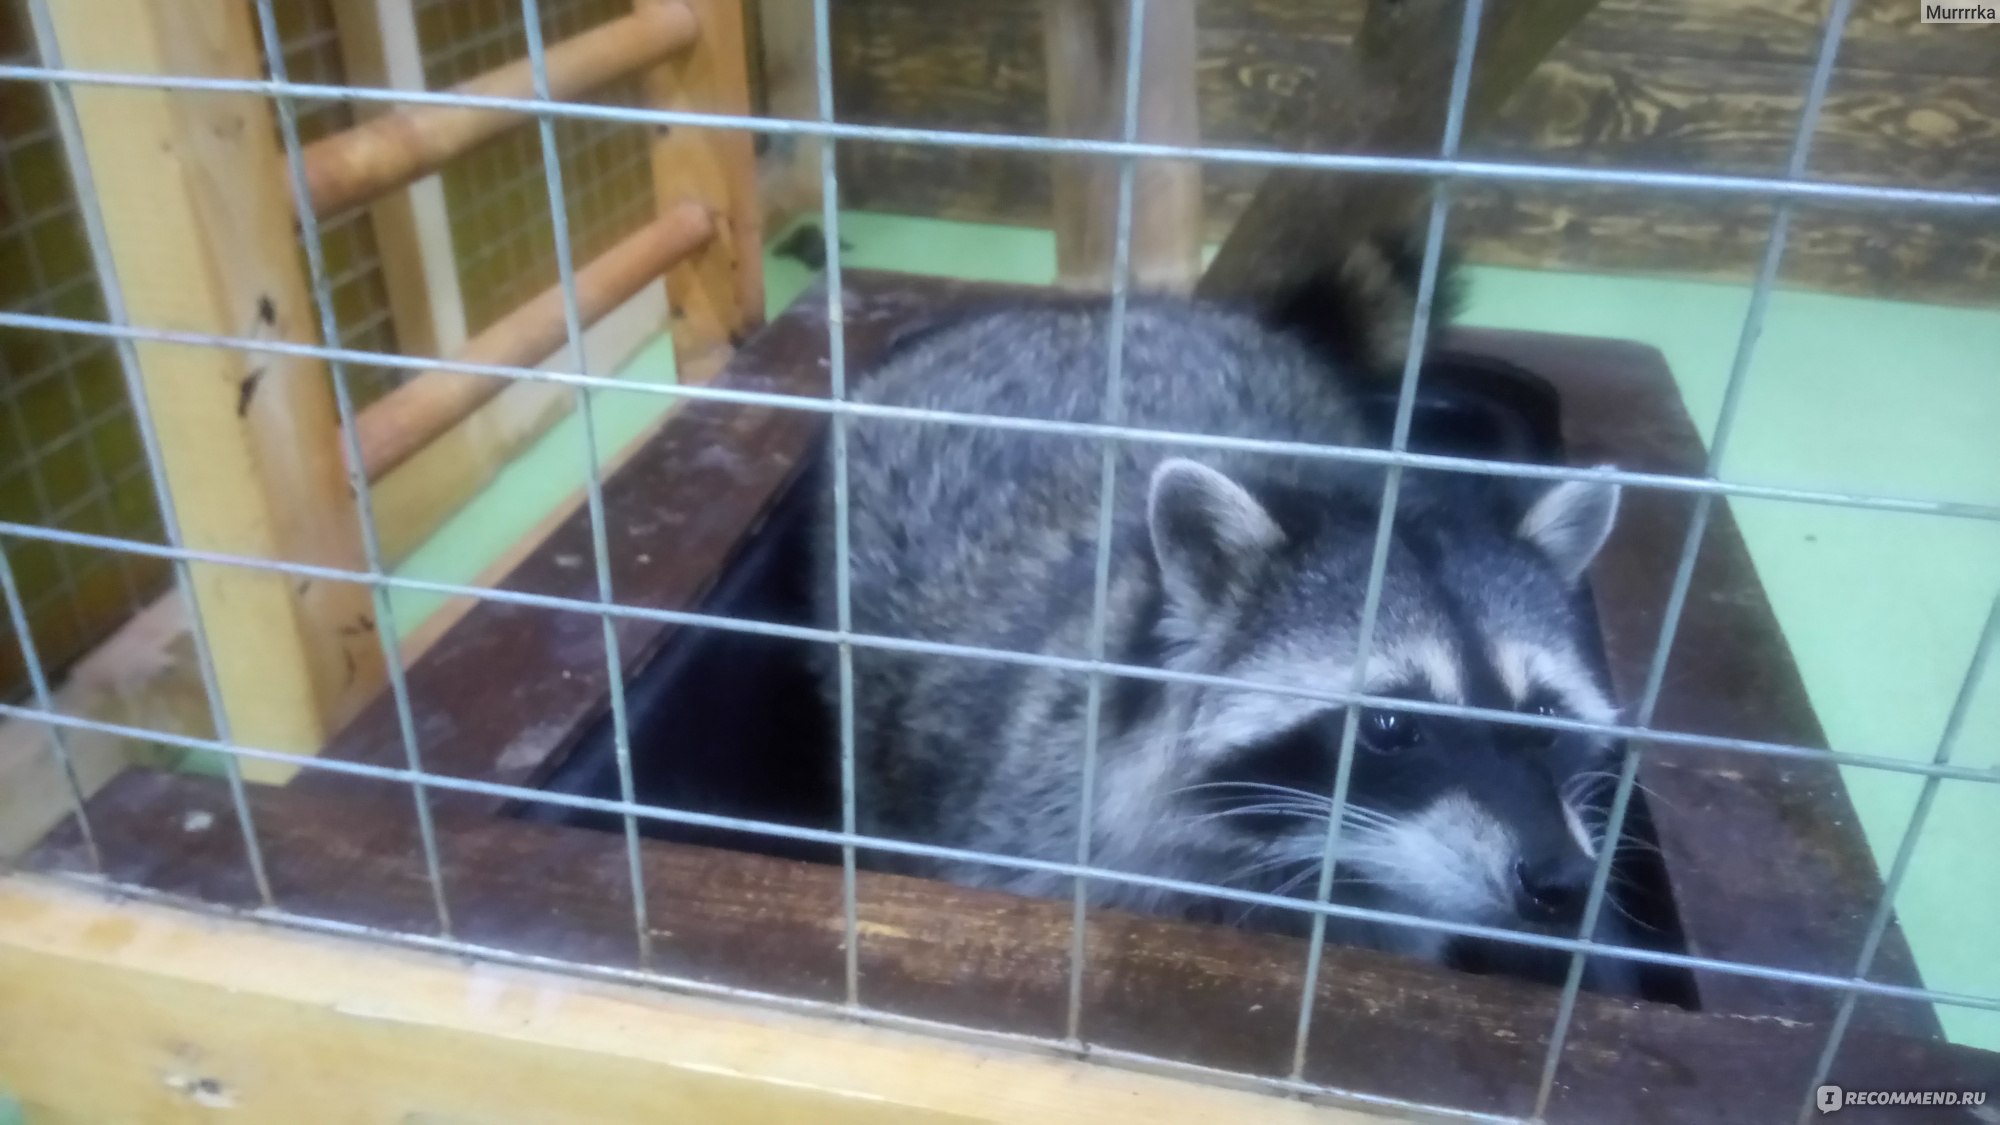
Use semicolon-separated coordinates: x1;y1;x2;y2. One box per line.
387;211;2000;1048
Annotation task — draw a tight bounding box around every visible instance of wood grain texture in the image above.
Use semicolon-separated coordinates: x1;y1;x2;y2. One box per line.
42;0;387;781
820;0;2000;304
0;594;208;858
302;279;853;809
1044;0;1204;292
326;0;449;360
28;768;2000;1124
637;0;767;375
0;876;1396;1125
750;0;827;234
1197;0;1605;303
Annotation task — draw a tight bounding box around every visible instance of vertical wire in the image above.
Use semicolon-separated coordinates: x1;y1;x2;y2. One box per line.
520;0;653;965
1287;0;1487;1080
252;0;452;937
0;538;102;868
1064;0;1151;1046
809;0;863;1008
1790;593;1999;1124
0;130;143;615
1530;1;1854;1114
24;0;274;906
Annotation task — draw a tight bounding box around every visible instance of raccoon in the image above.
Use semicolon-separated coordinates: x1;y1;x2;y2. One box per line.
819;242;1638;985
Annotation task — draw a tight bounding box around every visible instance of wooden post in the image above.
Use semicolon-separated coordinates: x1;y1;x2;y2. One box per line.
1197;0;1601;305
41;1;387;781
326;0;468;359
635;0;766;382
1044;0;1203;293
749;0;824;238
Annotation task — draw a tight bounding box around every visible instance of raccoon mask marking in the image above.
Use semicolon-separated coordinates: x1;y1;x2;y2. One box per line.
1126;457;1624;958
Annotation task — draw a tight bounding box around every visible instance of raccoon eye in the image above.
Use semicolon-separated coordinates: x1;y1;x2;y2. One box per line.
1521;699;1562;749
1360;708;1419;754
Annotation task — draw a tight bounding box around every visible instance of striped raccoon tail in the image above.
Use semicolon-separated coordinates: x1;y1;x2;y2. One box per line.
1260;229;1466;381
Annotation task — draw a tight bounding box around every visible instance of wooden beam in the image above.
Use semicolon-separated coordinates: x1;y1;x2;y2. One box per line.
355;206;712;480
749;0;825;237
1196;0;1602;304
302;3;701;219
635;0;767;377
326;0;466;359
36;765;2000;1123
1043;0;1203;293
0;597;207;858
42;0;388;783
0;876;1394;1124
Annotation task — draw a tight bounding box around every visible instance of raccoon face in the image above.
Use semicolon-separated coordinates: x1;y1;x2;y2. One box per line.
1128;458;1623;952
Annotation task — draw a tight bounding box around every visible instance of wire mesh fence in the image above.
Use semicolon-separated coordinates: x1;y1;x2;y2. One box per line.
0;1;1996;1122
0;0;162;697
415;0;658;333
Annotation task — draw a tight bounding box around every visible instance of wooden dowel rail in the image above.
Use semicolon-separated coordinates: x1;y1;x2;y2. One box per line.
302;2;701;218
356;203;714;480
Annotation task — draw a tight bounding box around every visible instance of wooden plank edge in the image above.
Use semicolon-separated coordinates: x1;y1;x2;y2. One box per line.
0;874;1396;1124
32;766;2000;1125
0;594;210;860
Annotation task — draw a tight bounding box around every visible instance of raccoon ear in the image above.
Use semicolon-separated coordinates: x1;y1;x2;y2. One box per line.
1517;469;1620;584
1147;459;1284;612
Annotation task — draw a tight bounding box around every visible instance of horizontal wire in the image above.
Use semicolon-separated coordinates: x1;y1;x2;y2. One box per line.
3;308;1995;525
5;515;1997;789
13;698;2000;1016
1;64;1996;214
16;24;1989;1120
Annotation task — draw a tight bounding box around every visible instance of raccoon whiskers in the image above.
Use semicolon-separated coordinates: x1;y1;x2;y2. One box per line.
1180;802;1328;830
1567;800;1665;863
1171;780;1400;834
1228;865;1327;927
1172;780;1339;805
1564;768;1674;814
1603;874;1663;935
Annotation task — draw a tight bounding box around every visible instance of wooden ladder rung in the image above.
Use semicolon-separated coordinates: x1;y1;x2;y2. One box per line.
355;202;715;481
301;2;700;219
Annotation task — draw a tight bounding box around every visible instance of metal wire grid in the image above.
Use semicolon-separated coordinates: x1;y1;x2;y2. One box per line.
413;0;659;334
0;0;161;698
269;0;406;407
0;1;1997;1121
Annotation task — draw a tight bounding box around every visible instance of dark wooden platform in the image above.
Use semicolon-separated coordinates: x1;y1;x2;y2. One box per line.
28;270;1992;1123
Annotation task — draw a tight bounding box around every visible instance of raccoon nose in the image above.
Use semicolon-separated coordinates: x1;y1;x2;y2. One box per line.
1514;858;1589;926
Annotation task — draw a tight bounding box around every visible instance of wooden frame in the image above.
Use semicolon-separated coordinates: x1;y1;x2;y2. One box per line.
0;877;1392;1124
300;3;701;219
16;273;1998;1123
1;0;758;833
326;0;468;361
637;0;767;381
10;3;1998;1121
40;0;389;783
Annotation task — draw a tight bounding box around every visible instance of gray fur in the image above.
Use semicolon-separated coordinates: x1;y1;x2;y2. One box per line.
818;293;1625;964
